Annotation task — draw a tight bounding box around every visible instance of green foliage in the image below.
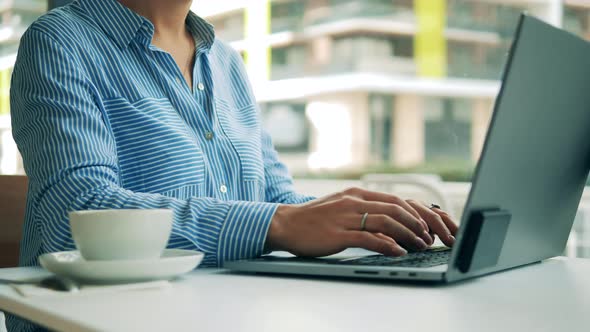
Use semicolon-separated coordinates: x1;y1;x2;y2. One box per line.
293;159;476;182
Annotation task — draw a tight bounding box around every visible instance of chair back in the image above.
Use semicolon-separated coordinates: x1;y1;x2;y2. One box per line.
0;175;27;268
361;173;455;217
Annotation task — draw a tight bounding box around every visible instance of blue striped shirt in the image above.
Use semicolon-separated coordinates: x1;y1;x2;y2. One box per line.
8;1;314;329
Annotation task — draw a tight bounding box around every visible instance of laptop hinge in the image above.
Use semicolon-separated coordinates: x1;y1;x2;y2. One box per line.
455;207;511;273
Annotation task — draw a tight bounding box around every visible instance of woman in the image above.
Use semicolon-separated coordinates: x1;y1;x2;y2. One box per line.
9;0;457;330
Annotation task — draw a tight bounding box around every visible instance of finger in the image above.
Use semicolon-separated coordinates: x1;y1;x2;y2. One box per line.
374;232;397;245
409;201;455;246
372;232;431;252
373;232;412;249
350;201;432;245
344;231;407;256
432;208;459;236
350;188;427;230
362;214;429;251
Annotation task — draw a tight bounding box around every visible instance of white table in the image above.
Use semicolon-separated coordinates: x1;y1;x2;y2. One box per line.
0;257;589;332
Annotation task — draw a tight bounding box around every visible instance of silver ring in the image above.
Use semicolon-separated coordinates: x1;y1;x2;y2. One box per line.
430;203;441;210
360;212;369;231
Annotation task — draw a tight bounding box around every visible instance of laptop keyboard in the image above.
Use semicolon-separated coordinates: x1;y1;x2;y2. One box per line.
337;247;451;268
256;246;451;268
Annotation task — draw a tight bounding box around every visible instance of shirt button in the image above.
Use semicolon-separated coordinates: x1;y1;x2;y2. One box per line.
197;82;205;91
205;131;214;140
176;77;182;84
220;185;228;194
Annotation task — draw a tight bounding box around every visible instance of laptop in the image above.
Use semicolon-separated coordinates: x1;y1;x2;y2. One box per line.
224;14;590;283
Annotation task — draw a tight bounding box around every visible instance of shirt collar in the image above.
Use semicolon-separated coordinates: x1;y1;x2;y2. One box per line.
81;0;215;51
81;0;148;49
186;11;216;52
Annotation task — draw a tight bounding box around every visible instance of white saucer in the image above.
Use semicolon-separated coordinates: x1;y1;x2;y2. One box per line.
39;249;204;285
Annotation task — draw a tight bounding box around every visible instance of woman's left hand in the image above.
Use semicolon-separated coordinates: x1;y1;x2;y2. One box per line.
406;200;459;247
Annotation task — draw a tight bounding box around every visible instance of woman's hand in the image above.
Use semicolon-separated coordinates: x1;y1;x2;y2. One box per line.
265;187;458;257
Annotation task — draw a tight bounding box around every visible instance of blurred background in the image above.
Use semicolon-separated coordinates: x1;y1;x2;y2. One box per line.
0;0;589;257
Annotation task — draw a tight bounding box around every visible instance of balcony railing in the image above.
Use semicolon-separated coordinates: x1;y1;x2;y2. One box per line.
271;55;417;81
268;0;521;37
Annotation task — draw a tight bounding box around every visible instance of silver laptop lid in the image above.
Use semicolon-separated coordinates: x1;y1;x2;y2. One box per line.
446;14;590;282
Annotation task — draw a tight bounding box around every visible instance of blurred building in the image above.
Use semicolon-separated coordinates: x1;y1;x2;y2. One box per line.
0;0;45;174
0;0;45;106
0;1;589;174
195;0;590;174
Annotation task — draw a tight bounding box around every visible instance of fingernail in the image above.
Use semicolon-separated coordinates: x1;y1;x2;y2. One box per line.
423;231;433;245
448;235;456;244
416;237;428;250
393;246;407;256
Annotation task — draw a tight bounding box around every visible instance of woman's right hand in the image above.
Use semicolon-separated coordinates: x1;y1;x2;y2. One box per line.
265;187;457;258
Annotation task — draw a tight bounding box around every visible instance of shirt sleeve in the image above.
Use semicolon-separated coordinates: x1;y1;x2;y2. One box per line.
261;129;317;204
10;28;278;267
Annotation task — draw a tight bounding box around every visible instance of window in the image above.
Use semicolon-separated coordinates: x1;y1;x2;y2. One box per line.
271;0;304;33
369;94;393;164
271;44;307;80
424;98;472;163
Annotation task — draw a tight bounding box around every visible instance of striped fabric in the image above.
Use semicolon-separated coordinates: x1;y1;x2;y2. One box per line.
9;1;314;330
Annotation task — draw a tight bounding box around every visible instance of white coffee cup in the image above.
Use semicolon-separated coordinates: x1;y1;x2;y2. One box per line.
69;209;173;261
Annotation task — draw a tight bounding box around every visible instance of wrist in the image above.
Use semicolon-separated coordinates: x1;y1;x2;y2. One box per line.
265;204;295;252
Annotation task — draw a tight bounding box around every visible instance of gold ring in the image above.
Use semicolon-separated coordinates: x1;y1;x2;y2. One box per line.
360;212;369;231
